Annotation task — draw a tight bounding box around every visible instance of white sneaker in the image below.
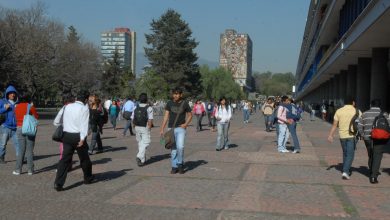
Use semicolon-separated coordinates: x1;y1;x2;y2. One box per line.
279;149;290;153
342;172;350;180
12;171;20;175
292;150;300;154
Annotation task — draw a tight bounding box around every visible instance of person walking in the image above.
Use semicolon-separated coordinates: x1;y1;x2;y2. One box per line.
276;96;291;153
261;98;274;132
13;95;39;175
357;99;390;184
53;91;94;191
206;100;214;127
109;100;120;130
88;95;103;155
328;96;361;180
192;100;205;132
132;93;154;167
243;100;250;123
215;97;232;151
160;88;192;174
0;85;20;164
122;97;135;136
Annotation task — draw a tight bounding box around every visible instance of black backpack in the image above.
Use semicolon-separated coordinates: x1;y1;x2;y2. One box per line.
133;105;149;127
349;108;360;136
371;112;390;140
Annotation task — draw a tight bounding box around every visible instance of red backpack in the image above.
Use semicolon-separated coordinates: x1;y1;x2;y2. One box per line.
371;112;390;140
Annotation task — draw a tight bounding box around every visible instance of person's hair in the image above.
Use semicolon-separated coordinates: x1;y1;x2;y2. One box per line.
371;99;381;108
76;90;90;103
172;87;183;94
281;96;289;103
344;96;355;105
139;93;148;104
19;94;31;103
218;97;230;111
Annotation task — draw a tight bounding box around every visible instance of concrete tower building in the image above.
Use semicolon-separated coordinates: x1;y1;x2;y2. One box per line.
220;29;253;91
101;27;136;74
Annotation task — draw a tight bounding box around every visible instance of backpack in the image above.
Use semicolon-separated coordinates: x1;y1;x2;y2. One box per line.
22;104;38;136
371;112;390;140
348;108;360;136
133;105;149;127
207;103;213;111
287;104;300;121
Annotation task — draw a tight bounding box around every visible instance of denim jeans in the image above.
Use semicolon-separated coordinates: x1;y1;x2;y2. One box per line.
123;119;134;135
15;129;35;172
135;126;151;163
89;131;102;153
339;138;356;174
310;110;315;120
243;109;250;122
216;123;229;149
0;125;20;159
110;115;117;129
287;121;300;151
171;127;186;168
264;115;272;131
195;114;203;131
277;124;289;151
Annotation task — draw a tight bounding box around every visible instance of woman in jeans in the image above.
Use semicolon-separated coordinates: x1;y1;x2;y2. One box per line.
215;97;232;151
109;100;120;130
13;95;38;175
192;100;205;132
88;95;103;154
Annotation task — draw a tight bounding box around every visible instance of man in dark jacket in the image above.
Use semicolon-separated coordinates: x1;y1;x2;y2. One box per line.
0;85;20;164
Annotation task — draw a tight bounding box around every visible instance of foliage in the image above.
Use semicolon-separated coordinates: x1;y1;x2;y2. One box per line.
253;71;295;96
200;65;244;101
135;69;169;100
144;9;201;97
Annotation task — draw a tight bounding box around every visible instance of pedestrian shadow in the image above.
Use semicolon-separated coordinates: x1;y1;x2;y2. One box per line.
228;144;238;148
34;153;60;161
102;146;127;153
184;160;208;172
326;163;370;177
101;136;116;140
145;154;170;165
381;168;390;176
35;160;77;174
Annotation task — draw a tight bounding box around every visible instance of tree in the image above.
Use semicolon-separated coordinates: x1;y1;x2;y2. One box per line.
101;50;123;97
135;69;169;100
253;71;295;96
145;9;201;97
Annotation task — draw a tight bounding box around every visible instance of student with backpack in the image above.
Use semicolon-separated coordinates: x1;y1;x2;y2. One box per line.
328;96;361;180
13;95;39;175
286;98;301;153
206;100;214;127
132;93;154;167
358;99;390;184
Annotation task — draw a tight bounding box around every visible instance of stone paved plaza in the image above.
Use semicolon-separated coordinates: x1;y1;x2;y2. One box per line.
1;111;390;220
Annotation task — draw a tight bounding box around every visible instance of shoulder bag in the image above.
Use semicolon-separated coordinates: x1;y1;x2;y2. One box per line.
163;101;185;149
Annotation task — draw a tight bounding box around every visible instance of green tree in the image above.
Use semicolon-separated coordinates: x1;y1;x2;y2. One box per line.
135;69;169;100
101;50;123;97
253;71;295;96
144;9;201;96
119;66;135;98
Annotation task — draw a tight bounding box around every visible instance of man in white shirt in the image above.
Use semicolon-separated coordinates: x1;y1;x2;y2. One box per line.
122;97;135;136
104;98;112;111
53;91;94;191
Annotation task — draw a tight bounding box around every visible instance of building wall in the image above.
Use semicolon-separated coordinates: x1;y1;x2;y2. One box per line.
220;29;252;90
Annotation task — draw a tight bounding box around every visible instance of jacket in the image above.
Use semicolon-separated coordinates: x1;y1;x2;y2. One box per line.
0;85;18;130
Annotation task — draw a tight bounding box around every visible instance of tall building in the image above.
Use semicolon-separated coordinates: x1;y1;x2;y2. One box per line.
220;29;253;91
296;0;390;111
101;27;136;74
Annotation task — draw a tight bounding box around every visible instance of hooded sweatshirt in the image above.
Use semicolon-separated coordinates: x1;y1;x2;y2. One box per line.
0;86;18;130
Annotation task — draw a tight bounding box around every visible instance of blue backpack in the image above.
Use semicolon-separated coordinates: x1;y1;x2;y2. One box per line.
287;104;301;121
22;104;38;136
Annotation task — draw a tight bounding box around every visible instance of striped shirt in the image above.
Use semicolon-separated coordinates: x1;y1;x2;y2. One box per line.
357;107;390;140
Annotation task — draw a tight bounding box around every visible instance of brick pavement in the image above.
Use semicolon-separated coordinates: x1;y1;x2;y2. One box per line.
1;112;390;219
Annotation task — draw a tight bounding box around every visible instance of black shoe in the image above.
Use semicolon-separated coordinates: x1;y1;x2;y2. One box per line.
136;158;143;167
54;184;64;192
130;133;135;136
216;148;221;151
178;164;185;174
170;168;178;174
370;177;378;184
84;175;95;184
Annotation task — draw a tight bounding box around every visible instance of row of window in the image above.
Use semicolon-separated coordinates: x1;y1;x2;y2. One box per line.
339;0;371;38
101;33;125;37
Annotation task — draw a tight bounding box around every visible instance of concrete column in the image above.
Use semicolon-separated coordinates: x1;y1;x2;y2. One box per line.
370;48;389;111
329;77;334;102
334;74;340;105
346;65;357;101
356;58;371;111
339;70;348;105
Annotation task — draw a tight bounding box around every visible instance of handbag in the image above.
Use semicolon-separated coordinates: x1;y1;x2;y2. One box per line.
163;101;185;149
52;106;66;142
22;104;38;136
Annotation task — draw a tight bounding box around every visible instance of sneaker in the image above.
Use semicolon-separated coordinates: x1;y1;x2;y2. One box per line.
342;172;350;180
292;150;300;154
12;170;20;175
178;164;185;174
28;171;34;175
170;167;178;174
224;146;229;150
279;149;290;153
136;158;144;167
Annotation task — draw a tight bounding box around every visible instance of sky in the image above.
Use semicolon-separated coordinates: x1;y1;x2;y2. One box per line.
0;0;309;74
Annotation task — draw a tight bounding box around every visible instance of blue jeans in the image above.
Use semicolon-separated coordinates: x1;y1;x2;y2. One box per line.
15;129;35;172
243;109;250;122
264;115;272;131
171;127;186;168
287;121;300;151
216;123;229;149
0;125;20;159
123;119;133;135
340;138;356;174
110;115;117;129
277;124;289;151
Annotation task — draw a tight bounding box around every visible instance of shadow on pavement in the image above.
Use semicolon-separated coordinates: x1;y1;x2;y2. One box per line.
103;146;127;153
326;163;370;177
145;153;171;165
34;153;60;161
228;144;238;148
101;136;116;140
95;169;132;182
184;160;208;172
